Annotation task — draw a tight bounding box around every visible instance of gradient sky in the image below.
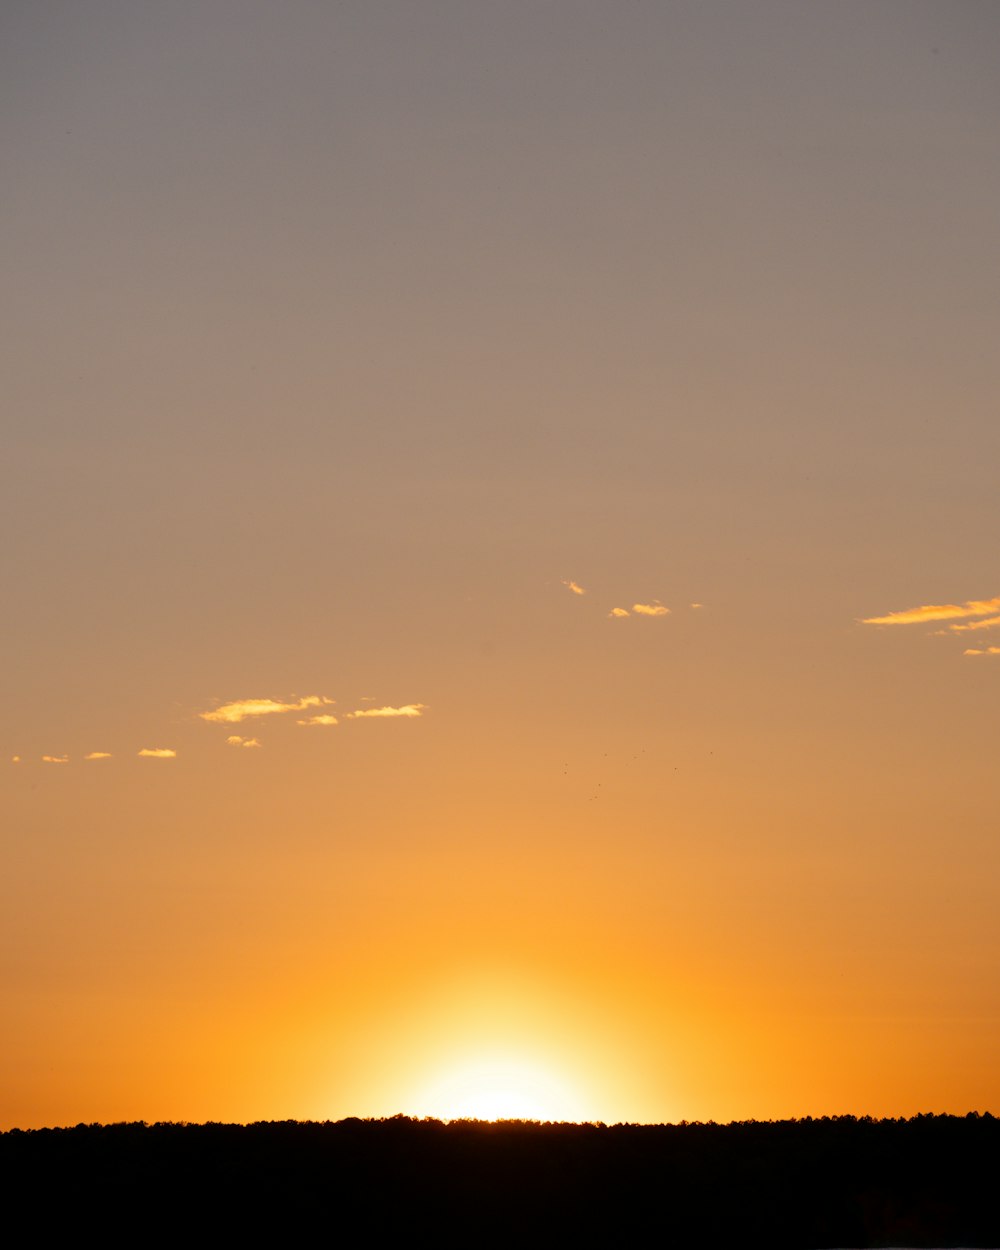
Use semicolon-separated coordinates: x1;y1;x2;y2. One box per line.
3;0;999;1128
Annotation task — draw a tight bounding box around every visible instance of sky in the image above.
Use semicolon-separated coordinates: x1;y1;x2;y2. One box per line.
3;0;999;1129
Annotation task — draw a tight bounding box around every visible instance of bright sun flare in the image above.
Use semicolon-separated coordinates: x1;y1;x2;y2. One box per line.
414;1055;585;1122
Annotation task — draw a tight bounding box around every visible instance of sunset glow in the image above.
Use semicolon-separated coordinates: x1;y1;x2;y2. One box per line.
413;1056;588;1123
3;2;998;1134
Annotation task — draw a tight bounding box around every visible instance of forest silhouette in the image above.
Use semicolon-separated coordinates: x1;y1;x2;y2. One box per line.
4;1112;997;1243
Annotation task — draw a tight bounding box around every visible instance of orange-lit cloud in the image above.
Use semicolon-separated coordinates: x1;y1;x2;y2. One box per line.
609;607;631;618
42;755;68;764
200;695;333;724
963;646;1000;657
561;579;586;596
226;735;262;748
347;704;426;719
138;747;177;759
11;756;21;764
632;602;670;617
297;714;339;726
84;752;112;761
690;602;704;609
862;596;1000;626
944;614;1000;634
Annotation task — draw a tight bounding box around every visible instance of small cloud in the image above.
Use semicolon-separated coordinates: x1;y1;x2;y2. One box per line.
609;607;631;618
862;596;1000;626
42;755;68;764
632;602;670;617
946;614;1000;634
690;602;704;609
963;646;1000;657
226;735;262;748
297;714;339;726
200;695;333;724
12;755;21;764
138;747;177;759
561;579;586;596
84;752;112;761
347;703;426;719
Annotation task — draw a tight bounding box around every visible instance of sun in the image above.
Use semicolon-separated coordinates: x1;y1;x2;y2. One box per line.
413;1053;586;1122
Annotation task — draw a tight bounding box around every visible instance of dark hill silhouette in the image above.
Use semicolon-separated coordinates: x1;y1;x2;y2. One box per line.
3;1112;997;1244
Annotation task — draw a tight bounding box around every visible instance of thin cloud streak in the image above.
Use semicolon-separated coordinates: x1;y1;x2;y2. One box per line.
609;607;631;618
561;579;586;596
347;704;426;719
964;646;1000;656
84;752;112;760
862;597;1000;626
945;614;1000;634
42;755;68;764
297;714;339;726
138;748;177;758
200;695;333;724
226;735;262;748
632;602;670;617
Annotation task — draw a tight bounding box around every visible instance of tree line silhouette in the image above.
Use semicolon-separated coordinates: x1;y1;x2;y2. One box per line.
3;1112;996;1244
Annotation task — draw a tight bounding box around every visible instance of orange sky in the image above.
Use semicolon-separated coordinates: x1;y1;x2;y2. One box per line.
3;1;999;1129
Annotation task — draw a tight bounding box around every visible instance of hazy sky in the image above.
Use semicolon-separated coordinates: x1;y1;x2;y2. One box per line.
3;0;999;1128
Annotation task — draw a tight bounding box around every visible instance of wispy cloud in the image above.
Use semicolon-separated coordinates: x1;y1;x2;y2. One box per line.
11;756;21;764
609;607;631;618
690;602;704;609
226;735;262;748
561;579;586;596
632;602;670;617
200;695;333;724
964;646;1000;657
138;747;177;759
862;596;1000;626
346;704;426;719
944;614;1000;634
84;752;112;761
297;714;339;726
42;755;68;764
